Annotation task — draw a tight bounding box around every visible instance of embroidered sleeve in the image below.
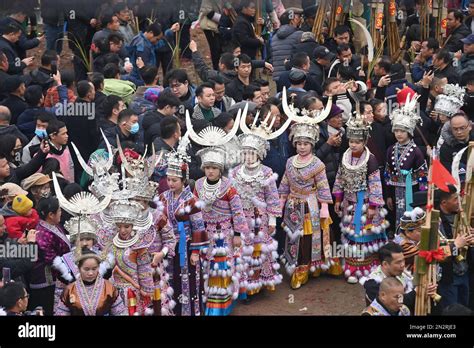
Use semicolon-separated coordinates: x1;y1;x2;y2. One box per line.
136;248;155;295
332;166;344;202
159;218;177;258
278;164;290;197
367;169;385;207
264;170;282;218
110;288;128;316
413;149;428;189
190;209;209;251
227;186;250;236
54;290;71;316
315;165;333;204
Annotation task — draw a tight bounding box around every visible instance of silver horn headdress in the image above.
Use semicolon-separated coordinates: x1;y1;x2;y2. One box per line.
72;128;114;178
239;101;292;159
52;172;112;216
187;109;241;170
117;141;163;202
281;87;333;145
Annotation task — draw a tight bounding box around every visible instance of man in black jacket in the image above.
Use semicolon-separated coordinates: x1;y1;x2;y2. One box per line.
1;76;29;126
0;23;34;75
231;0;264;60
433;49;460;84
440;113;474;171
0;6;43;60
276;52;322;95
226;54;253;102
444;9;470;53
143;91;180;147
436;185;474;310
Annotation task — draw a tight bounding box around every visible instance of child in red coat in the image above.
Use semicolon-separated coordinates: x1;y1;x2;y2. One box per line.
5;194;40;240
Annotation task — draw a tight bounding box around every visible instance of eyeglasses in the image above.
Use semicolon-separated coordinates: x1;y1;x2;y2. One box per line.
452;125;469;133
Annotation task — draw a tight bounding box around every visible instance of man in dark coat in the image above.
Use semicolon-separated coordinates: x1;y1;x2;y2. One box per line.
231;0;264;60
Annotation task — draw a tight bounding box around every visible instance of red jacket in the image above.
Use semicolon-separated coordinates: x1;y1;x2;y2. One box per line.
5;209;40;239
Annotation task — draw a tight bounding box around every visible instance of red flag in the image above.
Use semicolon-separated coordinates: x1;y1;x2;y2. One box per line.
431;158;457;192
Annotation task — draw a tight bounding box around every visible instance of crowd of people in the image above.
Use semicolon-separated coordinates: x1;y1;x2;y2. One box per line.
0;0;474;317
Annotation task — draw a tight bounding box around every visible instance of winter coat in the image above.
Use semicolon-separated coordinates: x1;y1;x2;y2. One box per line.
271;25;303;80
5;209;40;239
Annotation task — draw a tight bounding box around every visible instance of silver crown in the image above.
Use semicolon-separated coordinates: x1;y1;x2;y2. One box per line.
196;146;227;170
117;141;162;202
64;216;99;243
101;199;152;229
281;87;333;145
390;92;422;136
433;84;465;117
238;101;292;159
166;132;192;179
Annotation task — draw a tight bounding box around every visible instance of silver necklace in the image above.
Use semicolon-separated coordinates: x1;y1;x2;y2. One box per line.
201;179;222;209
113;231;140;249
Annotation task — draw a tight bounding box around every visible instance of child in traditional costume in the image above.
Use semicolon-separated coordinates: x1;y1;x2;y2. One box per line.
385;88;427;225
333;105;389;284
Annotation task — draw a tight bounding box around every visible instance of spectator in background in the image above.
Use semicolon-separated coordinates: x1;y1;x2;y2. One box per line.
433;49;460;84
232;0;264;60
29;50;59;94
0;106;28;146
411;38;439;83
164;69;196;121
21;112;54;165
0;5;43;59
1;76;28;125
443;9;470;53
0;23;34;75
17;85;56;141
271;7;303;81
46;120;74;183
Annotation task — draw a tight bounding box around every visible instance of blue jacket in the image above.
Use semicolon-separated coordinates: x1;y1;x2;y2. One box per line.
411;57;433;83
127;30;174;81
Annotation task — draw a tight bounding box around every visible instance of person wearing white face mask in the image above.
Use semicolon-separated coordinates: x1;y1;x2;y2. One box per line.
21;112;54;166
98;109;141;151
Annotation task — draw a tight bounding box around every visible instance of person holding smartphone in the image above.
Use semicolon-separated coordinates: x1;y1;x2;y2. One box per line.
0;214;36;284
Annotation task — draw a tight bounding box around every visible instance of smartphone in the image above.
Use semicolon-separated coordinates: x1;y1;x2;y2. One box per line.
2;267;11;283
51;60;57;76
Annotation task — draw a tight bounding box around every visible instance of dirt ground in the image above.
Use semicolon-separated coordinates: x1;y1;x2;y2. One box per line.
232;273;366;316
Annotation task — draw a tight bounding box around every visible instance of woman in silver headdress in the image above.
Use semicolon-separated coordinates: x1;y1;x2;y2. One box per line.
186;110;249;315
229;103;293;296
332;107;389;284
279;90;337;290
158;133;209;316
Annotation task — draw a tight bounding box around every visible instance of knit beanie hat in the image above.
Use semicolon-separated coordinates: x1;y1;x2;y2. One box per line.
12;194;33;216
